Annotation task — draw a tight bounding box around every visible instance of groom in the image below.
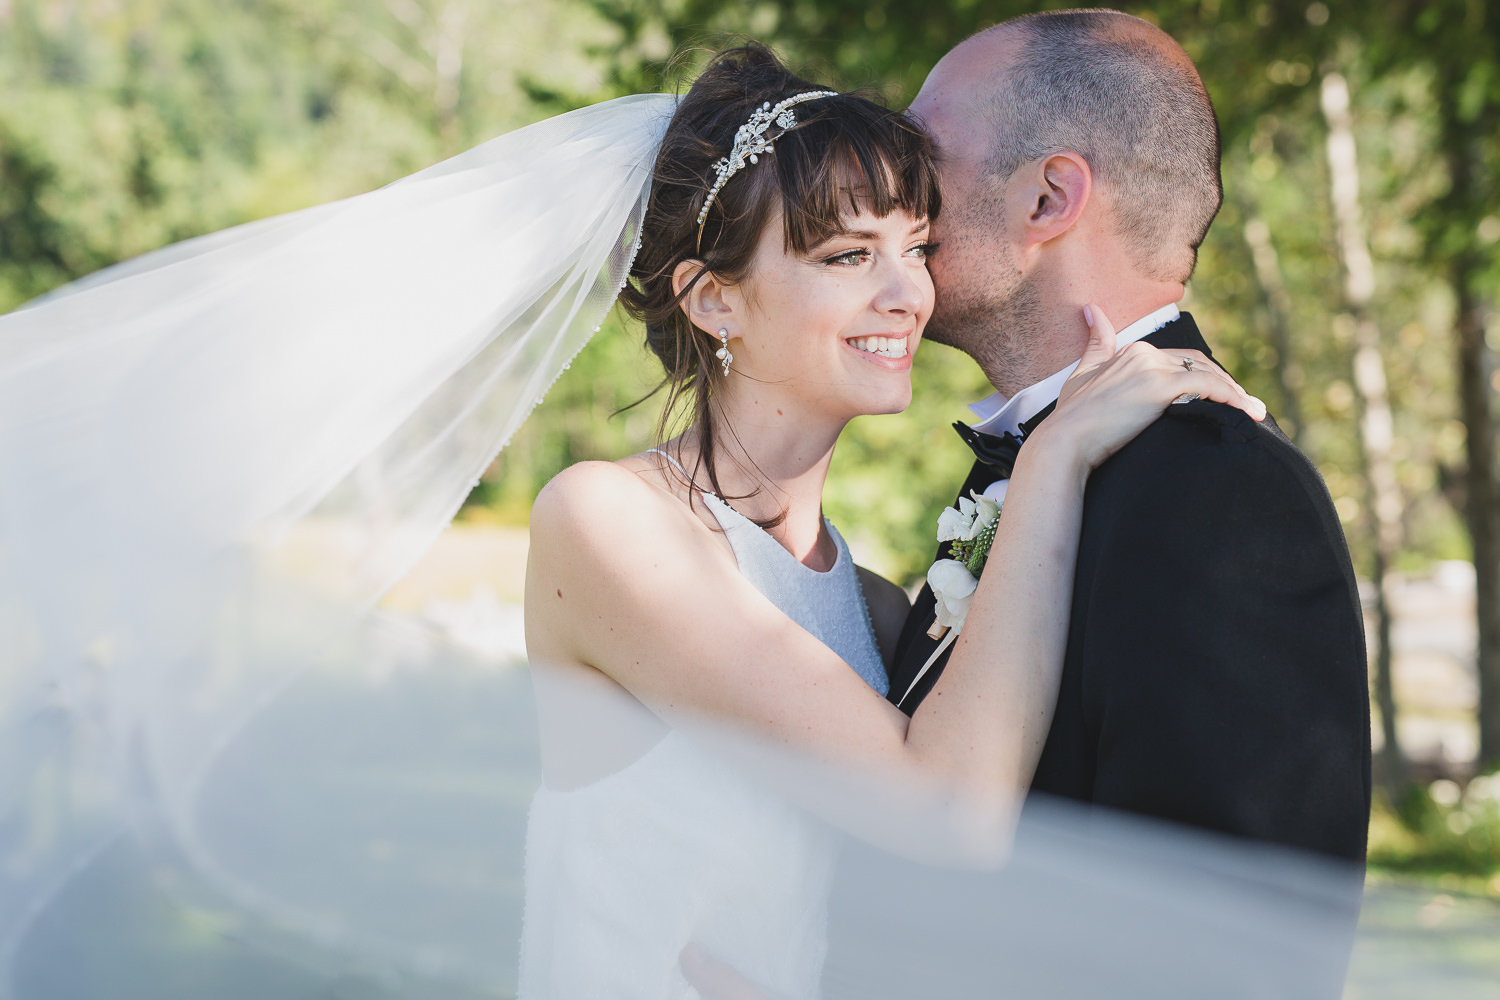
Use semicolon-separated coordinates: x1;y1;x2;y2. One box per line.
887;11;1371;861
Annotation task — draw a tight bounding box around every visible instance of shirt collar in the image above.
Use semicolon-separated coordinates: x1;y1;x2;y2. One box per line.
968;304;1181;438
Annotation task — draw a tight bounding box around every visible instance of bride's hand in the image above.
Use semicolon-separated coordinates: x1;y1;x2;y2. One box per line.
1043;304;1267;472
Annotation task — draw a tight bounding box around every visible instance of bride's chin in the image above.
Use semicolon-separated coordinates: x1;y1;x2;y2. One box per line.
851;387;914;418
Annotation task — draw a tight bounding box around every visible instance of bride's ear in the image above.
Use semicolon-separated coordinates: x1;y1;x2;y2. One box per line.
672;258;737;337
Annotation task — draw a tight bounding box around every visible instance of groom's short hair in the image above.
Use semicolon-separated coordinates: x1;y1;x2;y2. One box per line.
980;10;1222;283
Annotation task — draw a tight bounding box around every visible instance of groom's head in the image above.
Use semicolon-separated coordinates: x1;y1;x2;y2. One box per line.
911;11;1222;394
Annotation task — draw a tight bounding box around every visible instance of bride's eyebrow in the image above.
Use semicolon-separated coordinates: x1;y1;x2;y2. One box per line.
808;221;929;250
813;228;877;246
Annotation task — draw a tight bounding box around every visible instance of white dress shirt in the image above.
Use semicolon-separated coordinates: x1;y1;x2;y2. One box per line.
969;303;1180;503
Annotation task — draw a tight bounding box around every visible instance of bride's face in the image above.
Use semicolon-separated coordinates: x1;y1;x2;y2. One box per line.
727;205;934;420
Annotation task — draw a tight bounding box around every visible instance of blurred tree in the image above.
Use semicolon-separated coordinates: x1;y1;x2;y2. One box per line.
0;0;622;311
1320;68;1405;781
1318;0;1500;768
1241;212;1306;446
1396;1;1500;768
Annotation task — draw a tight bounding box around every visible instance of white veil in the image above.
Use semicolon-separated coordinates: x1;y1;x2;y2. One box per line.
0;92;672;993
0;90;1468;999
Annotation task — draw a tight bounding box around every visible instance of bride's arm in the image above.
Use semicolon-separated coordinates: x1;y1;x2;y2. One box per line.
525;307;1261;850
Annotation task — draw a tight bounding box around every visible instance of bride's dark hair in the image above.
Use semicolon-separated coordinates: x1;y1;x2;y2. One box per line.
619;43;939;522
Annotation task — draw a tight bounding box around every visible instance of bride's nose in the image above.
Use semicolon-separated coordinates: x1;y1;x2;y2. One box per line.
871;257;928;316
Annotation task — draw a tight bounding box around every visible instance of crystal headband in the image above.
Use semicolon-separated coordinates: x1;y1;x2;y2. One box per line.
695;90;838;251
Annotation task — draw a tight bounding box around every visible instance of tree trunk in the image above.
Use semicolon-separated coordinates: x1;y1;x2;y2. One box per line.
1321;71;1405;782
1455;282;1500;767
1243;215;1306;449
1440;154;1500;767
1435;67;1500;770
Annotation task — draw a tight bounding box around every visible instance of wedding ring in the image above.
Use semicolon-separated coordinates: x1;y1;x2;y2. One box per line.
1172;392;1201;404
1181;357;1195;372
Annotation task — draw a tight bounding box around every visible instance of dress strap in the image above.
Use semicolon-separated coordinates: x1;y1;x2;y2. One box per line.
646;448;750;529
646;447;705;494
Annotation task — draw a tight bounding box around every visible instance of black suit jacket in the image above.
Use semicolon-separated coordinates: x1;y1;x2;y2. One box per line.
887;314;1372;862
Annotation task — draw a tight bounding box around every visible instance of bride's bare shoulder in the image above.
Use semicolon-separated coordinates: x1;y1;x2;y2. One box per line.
529;457;693;552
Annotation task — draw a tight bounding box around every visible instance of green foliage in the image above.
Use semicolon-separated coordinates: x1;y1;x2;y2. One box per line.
1370;774;1500;885
3;0;1498;588
0;0;622;311
466;307;664;525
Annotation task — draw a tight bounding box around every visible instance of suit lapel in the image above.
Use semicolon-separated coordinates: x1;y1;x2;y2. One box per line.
888;312;1217;713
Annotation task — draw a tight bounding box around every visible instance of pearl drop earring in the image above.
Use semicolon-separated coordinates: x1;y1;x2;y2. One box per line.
716;328;733;377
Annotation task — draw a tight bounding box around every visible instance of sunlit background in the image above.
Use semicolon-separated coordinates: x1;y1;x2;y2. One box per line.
4;0;1500;989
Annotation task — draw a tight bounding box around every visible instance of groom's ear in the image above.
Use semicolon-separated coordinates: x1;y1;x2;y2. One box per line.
1019;151;1092;247
672;258;737;335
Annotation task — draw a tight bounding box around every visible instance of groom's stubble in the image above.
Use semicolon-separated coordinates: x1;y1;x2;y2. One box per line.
923;176;1047;398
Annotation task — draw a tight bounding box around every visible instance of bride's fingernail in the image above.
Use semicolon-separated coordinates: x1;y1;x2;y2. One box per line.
1083;305;1095;329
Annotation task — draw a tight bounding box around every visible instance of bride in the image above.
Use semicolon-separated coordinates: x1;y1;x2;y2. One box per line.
518;43;1261;997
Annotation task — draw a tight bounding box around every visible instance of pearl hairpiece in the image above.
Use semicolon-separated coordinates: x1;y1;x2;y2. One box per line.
695;90;838;250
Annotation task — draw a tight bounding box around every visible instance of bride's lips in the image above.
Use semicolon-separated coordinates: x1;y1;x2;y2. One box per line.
844;333;915;371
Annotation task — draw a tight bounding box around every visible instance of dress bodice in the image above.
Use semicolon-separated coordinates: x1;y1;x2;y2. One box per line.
695;490;888;696
517;462;887;998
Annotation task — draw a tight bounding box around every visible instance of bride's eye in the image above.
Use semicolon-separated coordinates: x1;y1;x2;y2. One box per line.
906;242;940;260
823;248;871;267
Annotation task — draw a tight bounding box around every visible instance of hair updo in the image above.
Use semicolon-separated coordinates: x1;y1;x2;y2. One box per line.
618;43;940;514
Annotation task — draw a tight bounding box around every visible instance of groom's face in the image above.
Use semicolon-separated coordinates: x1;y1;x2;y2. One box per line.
909;40;1043;395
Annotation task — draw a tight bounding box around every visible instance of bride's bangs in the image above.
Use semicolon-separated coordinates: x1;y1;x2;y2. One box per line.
774;103;941;255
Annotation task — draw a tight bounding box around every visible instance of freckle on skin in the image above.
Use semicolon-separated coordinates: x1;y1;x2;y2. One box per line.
556;588;563;598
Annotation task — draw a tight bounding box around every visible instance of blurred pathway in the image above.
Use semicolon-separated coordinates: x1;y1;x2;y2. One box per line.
380;523;532;664
1372;562;1482;775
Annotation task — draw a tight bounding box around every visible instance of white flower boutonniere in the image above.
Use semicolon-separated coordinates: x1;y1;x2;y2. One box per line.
896;491;1004;707
926;491;1001;638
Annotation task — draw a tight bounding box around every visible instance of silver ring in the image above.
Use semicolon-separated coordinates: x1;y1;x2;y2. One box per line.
1172;392;1201;405
1181;357;1195;372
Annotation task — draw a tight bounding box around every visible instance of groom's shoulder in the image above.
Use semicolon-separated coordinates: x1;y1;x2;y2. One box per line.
1133;314;1309;472
1080;397;1359;602
1158;397;1296;454
1092;398;1329;511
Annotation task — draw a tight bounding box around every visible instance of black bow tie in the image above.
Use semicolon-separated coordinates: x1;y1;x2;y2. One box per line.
953;401;1057;480
953;422;1023;480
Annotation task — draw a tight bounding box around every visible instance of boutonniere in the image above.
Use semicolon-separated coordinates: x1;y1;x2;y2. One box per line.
927;491;1002;639
897;492;1002;707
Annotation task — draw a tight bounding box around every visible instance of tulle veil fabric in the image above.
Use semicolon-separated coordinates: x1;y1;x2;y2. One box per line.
0;88;1448;999
0;93;672;994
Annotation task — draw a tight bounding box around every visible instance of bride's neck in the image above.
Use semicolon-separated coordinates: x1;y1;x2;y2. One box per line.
680;392;845;568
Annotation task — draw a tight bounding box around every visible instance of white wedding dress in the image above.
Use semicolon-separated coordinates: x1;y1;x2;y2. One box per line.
518;472;888;999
